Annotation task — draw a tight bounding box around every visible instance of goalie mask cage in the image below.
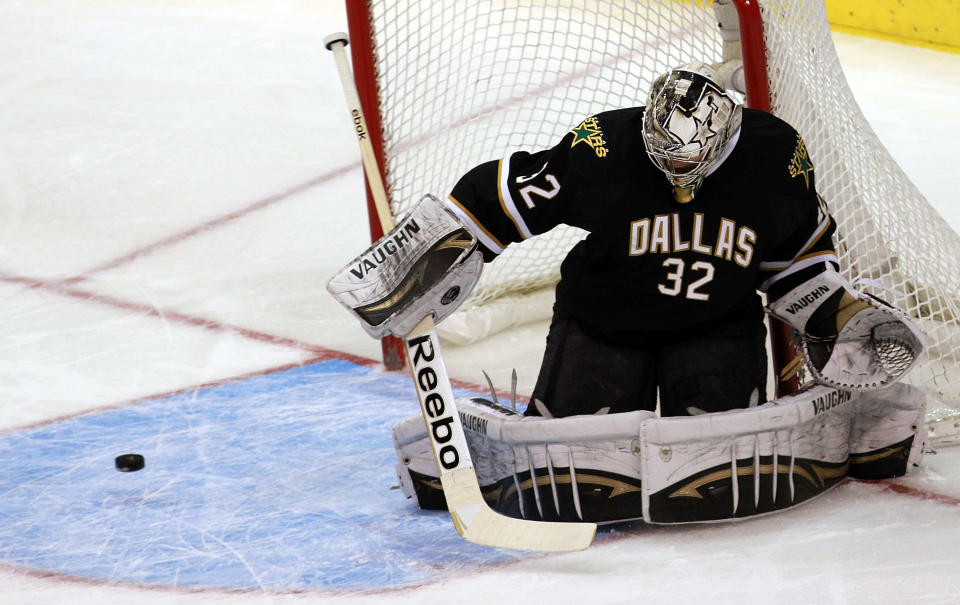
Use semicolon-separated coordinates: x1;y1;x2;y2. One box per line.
343;0;960;446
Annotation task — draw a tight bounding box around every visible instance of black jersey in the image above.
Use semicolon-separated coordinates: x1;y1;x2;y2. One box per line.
447;107;837;343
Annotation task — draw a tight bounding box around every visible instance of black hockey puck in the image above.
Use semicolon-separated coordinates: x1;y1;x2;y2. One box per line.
115;453;145;472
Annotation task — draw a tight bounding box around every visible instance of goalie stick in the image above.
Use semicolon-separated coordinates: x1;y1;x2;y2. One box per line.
324;32;596;552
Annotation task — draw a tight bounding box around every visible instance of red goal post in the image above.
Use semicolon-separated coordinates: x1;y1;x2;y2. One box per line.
342;0;960;446
343;8;405;370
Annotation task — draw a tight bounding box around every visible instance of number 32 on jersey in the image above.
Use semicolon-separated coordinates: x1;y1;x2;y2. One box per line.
658;258;714;301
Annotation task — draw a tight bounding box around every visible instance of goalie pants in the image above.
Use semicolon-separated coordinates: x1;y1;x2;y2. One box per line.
529;315;768;418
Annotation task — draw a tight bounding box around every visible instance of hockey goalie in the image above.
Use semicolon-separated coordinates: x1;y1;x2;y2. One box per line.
329;63;928;525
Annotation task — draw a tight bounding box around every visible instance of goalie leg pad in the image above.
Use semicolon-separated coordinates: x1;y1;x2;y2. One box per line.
640;385;857;523
394;398;653;522
849;383;927;479
473;403;653;523
393;385;926;523
393;414;448;510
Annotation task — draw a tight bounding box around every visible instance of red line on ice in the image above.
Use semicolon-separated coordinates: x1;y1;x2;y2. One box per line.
0;271;351;359
861;479;960;507
0;272;515;419
59;166;360;284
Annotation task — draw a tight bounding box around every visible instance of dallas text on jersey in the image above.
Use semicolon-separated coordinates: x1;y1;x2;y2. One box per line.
628;212;756;267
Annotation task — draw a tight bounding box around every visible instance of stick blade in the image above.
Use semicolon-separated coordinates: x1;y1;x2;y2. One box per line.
456;506;596;552
442;468;596;552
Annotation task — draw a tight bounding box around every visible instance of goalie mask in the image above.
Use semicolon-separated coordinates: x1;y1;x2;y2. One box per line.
642;63;742;203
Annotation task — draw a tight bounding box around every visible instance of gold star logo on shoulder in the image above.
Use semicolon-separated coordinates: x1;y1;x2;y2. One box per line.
569;117;609;158
788;136;814;189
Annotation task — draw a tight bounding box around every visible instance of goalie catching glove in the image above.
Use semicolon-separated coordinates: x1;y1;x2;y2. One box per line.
327;194;483;338
767;270;925;391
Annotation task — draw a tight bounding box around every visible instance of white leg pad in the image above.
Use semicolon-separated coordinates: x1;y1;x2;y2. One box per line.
849;382;927;478
392;384;926;523
463;401;654;522
640;386;857;523
392;414;446;509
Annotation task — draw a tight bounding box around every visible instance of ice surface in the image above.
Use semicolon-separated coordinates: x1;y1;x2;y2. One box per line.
0;361;535;592
0;1;958;604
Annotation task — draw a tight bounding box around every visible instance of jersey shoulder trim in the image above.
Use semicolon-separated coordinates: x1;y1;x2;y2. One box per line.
758;214;834;272
446;194;506;255
497;154;535;240
759;251;839;292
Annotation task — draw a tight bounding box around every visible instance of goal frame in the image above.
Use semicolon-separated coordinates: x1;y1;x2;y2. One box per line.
344;4;406;370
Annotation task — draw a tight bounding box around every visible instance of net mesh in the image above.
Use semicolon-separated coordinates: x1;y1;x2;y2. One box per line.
358;0;960;444
760;0;960;444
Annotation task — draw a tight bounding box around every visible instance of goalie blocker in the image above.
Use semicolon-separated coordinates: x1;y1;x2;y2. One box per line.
393;383;926;524
327;194;483;339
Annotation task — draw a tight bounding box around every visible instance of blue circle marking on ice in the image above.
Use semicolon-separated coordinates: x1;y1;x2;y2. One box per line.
0;360;533;591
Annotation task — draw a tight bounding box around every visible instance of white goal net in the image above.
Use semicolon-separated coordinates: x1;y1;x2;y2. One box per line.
346;0;960;446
